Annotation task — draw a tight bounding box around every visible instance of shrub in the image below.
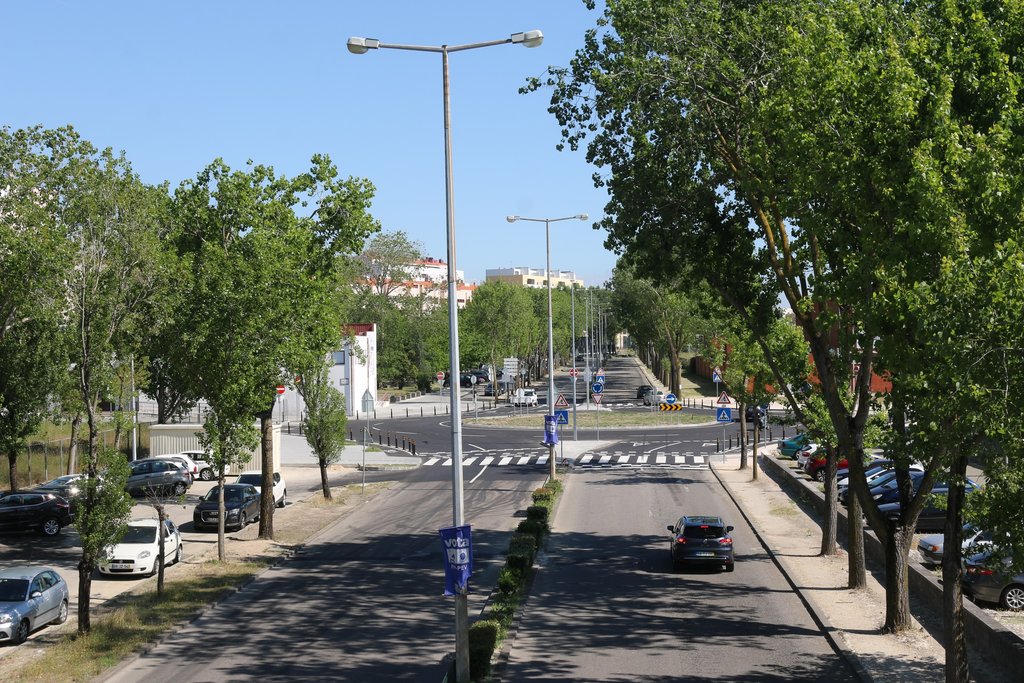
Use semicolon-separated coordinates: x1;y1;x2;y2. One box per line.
509;532;537;558
516;518;547;543
469;619;501;680
526;505;549;522
415;373;432;393
497;566;524;595
507;552;532;572
532;487;553;505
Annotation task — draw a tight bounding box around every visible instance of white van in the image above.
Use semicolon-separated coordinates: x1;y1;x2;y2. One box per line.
512;388;538;407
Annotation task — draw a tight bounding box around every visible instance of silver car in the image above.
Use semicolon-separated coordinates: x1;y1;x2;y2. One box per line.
0;566;69;645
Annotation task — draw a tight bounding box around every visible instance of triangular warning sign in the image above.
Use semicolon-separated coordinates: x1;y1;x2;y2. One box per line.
554;393;569;408
592;394;603;404
717;391;731;405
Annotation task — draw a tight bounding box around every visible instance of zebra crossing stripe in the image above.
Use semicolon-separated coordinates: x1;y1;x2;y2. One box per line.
656;455;666;464
694;455;705;464
516;456;532;465
479;457;494;466
463;457;477;466
424;458;440;466
580;454;593;464
537;454;549;464
599;455;612;464
499;456;513;466
616;455;630;464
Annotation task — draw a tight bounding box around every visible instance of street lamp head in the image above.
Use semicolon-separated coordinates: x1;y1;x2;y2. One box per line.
576;214;589;221
506;215;519;223
510;30;544;48
347;36;380;54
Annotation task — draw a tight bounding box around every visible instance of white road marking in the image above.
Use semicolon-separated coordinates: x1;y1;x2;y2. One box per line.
616;455;630;464
479;457;494;466
468;444;486;452
580;454;593;464
462;457;477;466
693;455;705;464
599;455;612;464
646;441;680;454
499;456;513;466
424;458;440;466
470;467;487;483
517;456;532;465
537;454;549;465
656;455;667;464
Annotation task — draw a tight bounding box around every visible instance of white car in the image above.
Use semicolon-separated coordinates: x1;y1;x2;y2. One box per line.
177;450;226;481
234;471;287;508
643;389;665;406
511;388;538;407
795;443;821;469
98;518;183;577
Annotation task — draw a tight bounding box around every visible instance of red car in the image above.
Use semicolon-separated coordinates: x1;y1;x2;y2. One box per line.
803;453;848;481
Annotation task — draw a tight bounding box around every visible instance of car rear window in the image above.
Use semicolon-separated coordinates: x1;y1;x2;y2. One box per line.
683;525;726;539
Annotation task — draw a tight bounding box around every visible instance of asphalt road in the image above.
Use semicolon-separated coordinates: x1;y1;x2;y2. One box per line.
101;462;548;682
500;465;857;681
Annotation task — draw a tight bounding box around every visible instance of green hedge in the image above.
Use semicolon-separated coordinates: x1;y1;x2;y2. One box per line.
516;518;547;544
469;620;501;680
526;505;549;522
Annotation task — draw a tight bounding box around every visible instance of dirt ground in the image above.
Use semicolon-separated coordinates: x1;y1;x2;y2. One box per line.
713;455;1011;682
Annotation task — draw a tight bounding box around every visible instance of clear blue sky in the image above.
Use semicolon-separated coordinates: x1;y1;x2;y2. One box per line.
2;1;617;287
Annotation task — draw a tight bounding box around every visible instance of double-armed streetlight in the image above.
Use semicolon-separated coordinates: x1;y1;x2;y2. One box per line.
348;30;542;683
506;214;588;477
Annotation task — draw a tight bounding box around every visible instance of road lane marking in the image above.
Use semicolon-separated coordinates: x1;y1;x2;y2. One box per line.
517;456;532;465
656;455;666;464
479;457;494;466
645;441;680;454
599;455;612;464
580;454;593;464
499;456;513;466
463;457;477;466
424;458;440;466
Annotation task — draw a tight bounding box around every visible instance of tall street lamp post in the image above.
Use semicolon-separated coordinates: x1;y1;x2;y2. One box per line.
506;214;588;479
348;29;543;683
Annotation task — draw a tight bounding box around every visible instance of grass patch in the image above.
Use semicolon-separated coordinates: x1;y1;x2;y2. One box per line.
465;410;709;429
770;502;798;518
12;560;265;682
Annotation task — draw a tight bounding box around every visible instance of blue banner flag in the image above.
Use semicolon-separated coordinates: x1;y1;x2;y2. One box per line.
439;525;473;596
543;414;559;445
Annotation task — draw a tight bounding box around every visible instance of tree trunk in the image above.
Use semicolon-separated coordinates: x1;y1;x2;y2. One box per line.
258;413;274;540
883;519;915;633
738;402;748;470
156;506;166;596
847;491;867;588
76;561;92;632
752;418;759;481
820;444;838;556
319;458;332;500
7;451;16;493
943;454;969;683
67;412;82;475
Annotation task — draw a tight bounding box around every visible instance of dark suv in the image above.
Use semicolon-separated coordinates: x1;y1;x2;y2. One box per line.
0;492;73;537
668;515;735;572
126;459;191;497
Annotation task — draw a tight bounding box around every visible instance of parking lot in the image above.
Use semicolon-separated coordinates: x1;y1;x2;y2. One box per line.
0;464;345;652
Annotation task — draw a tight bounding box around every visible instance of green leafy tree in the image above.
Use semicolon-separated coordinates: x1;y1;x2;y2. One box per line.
298;357;348;500
460;281;535;391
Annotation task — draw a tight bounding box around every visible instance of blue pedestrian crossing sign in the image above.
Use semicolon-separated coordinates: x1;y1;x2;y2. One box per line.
554;409;569;425
665;393;677;405
712;371;722;383
716;407;733;422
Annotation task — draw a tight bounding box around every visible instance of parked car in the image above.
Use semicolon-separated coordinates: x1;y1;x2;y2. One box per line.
126;459;191;497
962;550;1024;610
876;485;981;533
484;380;514;397
98;518;183;577
0;492;73;537
31;474;86;516
148;454;199;482
837;464;927;504
636;384;653;399
192;484;261;532
511;388;538;407
803;453;850;482
234;471;287;508
795;443;822;469
667;515;735;572
740;405;768;429
872;471;980;507
918;524;991;567
643;389;665;406
0;566;68;645
176;450;224;481
778;432;812;459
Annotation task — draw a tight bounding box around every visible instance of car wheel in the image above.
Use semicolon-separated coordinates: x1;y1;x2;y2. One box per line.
40;517;62;537
236;512;247;530
13;618;29;645
1000;584;1024;611
174;542;182;565
277;491;286;508
172;482;187;496
149;556;162;577
725;561;735;573
200;468;214;481
813;469;825;482
53;600;68;625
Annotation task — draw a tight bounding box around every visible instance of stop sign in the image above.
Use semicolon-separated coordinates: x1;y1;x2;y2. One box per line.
275;386;286;395
436;371;445;381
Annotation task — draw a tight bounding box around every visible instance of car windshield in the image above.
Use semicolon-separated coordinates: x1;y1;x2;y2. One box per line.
0;578;29;601
236;475;260;486
683;525;725;539
204;487;245;503
120;526;157;544
40;476;78;488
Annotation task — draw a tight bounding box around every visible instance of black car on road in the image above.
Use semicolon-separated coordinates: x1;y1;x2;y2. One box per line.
636;384;653;399
193;484;261;532
0;492;73;537
668;515;735;572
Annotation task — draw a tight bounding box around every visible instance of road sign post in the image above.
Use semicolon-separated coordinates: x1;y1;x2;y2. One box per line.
568;368;579;440
437;371;445;396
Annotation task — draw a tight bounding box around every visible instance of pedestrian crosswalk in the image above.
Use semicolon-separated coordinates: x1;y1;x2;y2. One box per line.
419;449;711;470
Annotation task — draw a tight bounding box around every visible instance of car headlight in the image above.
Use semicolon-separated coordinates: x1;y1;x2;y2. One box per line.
226;509;240;517
0;612;12;625
138;551;151;560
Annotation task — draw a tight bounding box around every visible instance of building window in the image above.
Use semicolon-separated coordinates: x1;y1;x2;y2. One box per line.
527;278;535;285
332;350;346;365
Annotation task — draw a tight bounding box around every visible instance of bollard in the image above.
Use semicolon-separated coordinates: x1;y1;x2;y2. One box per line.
378;433;382;445
412;440;416;455
420;407;423;418
716;438;721;452
402;436;407;450
349;429;353;441
729;436;733;449
387;433;392;447
406;408;409;418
